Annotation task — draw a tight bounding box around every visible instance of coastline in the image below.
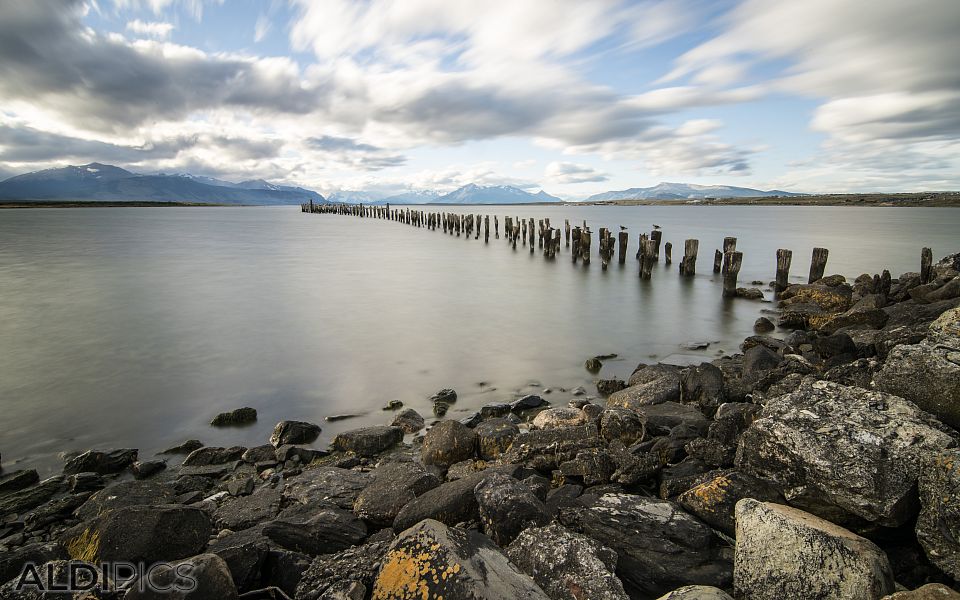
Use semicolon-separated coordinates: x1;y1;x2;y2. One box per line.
1;252;958;597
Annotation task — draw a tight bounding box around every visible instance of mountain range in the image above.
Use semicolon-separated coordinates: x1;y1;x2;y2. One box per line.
0;163;326;205
585;182;802;202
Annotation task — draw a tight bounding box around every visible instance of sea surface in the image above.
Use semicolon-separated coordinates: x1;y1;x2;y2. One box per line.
1;205;957;474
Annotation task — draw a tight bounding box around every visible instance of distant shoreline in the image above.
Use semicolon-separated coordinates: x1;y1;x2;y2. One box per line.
0;200;236;208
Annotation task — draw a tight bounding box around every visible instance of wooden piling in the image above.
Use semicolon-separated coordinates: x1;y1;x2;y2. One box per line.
651;230;663;261
571;226;581;262
640;239;656;279
921;247;933;284
723;237;737;253
580;229;591;265
529;218;535;253
664;242;672;265
722;251;743;297
618;231;628;264
808;247;829;283
680;239;698;276
564;220;571;248
713;249;723;273
775;249;792;294
484;215;490;243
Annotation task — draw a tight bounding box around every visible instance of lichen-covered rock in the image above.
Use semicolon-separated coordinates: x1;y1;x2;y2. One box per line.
125;553;238;599
506;523;628;600
475;418;519;460
532;407;590;430
930;306;960;337
502;424;602;471
332;426;403;457
882;584;960;599
295;530;394;600
654;586;734;600
559;448;617;486
736;379;957;526
282;466;371;510
474;473;549;546
421;420;477;468
262;508;368;555
372;519;550;600
677;470;784;536
271;420;322;447
874;339;960;430
636;402;709;437
916;449;960;579
599;408;645;445
680;363;726;415
780;283;853;312
609;369;681;410
559;493;732;597
353;461;440;527
734;499;894;600
389;408;424;434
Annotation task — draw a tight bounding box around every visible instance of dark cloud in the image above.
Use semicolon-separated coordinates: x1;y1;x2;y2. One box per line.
306;135;407;170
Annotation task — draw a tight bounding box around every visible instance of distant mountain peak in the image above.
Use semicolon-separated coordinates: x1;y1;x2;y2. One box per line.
586;182;803;202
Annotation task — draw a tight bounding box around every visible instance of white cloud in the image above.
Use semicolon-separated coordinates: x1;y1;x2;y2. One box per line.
545;161;609;184
126;19;174;39
254;14;271;42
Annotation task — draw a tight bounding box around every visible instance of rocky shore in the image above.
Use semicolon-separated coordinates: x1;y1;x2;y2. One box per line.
1;253;959;599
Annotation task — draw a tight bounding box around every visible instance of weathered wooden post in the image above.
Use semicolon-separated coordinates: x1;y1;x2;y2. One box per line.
618;230;628;264
722;251;743;297
553;229;561;257
680;239;698;275
808;247;829;283
921;247;934;284
723;237;737;253
651;230;663;261
599;228;609;270
529;218;535;253
664;242;672;265
581;229;591;265
713;249;723;273
775;249;792;294
640;240;656;279
571;226;581;262
564;220;571;248
494;216;499;239
484;215;490;243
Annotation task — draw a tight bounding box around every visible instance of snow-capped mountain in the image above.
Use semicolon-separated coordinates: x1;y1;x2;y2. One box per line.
327;190;390;204
585;182;802;202
436;184;561;204
374;190;442;204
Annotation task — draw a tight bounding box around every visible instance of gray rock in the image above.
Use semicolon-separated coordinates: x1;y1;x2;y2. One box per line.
271;421;322;447
392;472;486;533
559;448;617;486
0;469;39;494
636;402;709;437
734;499;894;600
480;402;512;419
559;493;732;597
262;508;367;555
474;473;550;546
372;519;550;599
503;424;602;471
0;541;66;588
62;448;137;475
506;523;628;600
68;472;104;493
736;379;957;526
609;367;681;409
882;584;960;599
210;407;257;427
874;338;960;430
389;408;425;434
655;587;734;600
677;470;785;536
0;477;64;518
597;378;628;396
74;479;177;520
160;439;203;455
511;394;547;412
206;527;270;593
294;530;394;600
283;467;371;510
754;317;775;332
736;287;764;300
214;487;282;531
531;407;590;430
429;388;458;405
741;345;782;380
353;461;440;527
475;418;520;460
0;559;99;600
680;363;726;416
242;444;277;464
131;460;166;479
599;408;645;446
332;426;403;457
916;449;960;579
421;420;477;468
125;553;239;599
182;446;245;467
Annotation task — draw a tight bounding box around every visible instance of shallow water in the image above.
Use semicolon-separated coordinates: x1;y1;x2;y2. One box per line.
1;205;957;474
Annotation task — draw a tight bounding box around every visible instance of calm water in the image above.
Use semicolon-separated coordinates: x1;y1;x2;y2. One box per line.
1;205;957;474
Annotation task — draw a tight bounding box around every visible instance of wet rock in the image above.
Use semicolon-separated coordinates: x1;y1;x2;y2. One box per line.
479;402;511;419
816;307;889;334
125;553;238;599
372;519;550;599
780;283;853;312
0;469;39;494
741;345;782;380
503;424;602;471
64;504;211;563
68;472;104;493
736;379;958;526
916;449;960;579
734;499;894;600
754;317;775;332
214;487;282;531
421;420;477;468
475;418;519;460
131;460;166;479
585;357;603;372
225;475;255;497
736;287;764;300
655;587;734;600
681;341;711;350
681;363;726;416
383;399;403;411
74;479;177;520
392;471;488;533
389;408;424;434
275;445;327;465
62;448;137;475
353;462;440;527
294;530;394;600
474;472;550;546
160;439;203;455
597;378;627;396
874;339;960;430
506;523;628;600
429;388;457;405
210;406;257;427
182;445;245;467
532;407;590;430
882;584;960;599
271;421;322;447
332;426;404;457
262;508;367;555
0;477;63;517
511;394;547;412
559;493;732;597
677;470;785;536
599;408;645;446
283;466;371;510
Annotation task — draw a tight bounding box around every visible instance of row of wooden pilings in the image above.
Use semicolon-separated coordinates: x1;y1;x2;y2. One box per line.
301;200;933;298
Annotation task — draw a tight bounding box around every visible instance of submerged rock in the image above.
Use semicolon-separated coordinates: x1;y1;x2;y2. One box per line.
506;523;628;600
736;379;957;526
371;519;550;600
734;499;894;600
210;407;257;427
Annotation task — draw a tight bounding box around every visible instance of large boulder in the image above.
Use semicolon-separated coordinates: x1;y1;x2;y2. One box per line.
506;523;629;600
608;368;681;410
741;345;782;380
736;379;957;526
559;493;732;597
532;407;590;430
213;487;283;531
210;407;257;427
474;473;550;546
371;519;550;599
874;339;960;430
421;420;477;468
74;480;178;520
734;499;894;600
64;504;211;563
332;426;403;457
677;470;785;536
916;449;960;579
271;421;321;447
353;461;440;527
282;466;371;510
125;553;238;599
475;418;520;460
882;585;960;599
392;473;486;533
62;449;137;475
599;408;645;446
262;508;367;555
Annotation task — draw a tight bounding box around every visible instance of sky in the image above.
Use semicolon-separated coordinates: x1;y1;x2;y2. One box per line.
0;0;958;200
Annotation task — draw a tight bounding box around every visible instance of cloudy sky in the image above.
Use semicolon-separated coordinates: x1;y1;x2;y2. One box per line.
1;0;958;199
